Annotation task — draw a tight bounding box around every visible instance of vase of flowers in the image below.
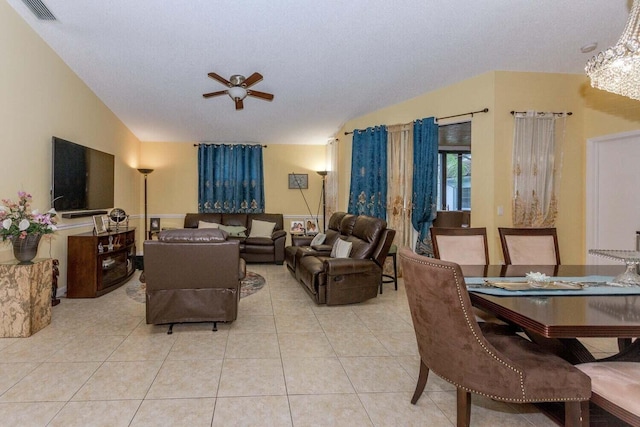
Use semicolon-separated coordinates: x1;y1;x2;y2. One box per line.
0;191;57;263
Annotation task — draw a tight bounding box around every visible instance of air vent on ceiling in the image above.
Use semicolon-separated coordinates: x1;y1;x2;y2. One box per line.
21;0;56;20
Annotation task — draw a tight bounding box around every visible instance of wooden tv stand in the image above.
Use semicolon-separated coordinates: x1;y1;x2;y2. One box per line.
67;228;136;298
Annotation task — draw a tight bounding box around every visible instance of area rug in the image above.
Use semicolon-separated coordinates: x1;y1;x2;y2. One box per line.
126;271;266;303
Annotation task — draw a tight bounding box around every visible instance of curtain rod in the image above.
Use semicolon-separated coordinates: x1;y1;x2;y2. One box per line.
344;107;489;135
437;107;489;122
193;143;268;147
510;111;572;116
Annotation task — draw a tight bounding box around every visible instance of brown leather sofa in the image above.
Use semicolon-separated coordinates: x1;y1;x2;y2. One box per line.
143;228;245;333
285;212;395;305
184;213;286;264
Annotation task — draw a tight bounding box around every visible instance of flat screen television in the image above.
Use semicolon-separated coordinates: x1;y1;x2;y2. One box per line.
51;137;115;212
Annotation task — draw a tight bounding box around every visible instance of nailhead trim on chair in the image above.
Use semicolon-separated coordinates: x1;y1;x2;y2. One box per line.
401;254;588;403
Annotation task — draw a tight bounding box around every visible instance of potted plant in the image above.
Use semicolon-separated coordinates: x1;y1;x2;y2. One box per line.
0;191;57;263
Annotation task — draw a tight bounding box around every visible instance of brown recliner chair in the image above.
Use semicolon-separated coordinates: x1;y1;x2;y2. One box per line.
144;228;245;334
284;211;354;274
293;214;395;305
399;247;591;427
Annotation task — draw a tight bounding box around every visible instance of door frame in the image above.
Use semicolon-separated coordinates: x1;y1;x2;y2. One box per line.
586;129;640;263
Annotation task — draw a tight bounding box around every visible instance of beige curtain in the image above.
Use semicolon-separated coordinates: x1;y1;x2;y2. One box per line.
512;111;566;227
387;123;414;275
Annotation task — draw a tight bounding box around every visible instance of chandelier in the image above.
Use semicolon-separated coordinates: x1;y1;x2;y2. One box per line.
585;0;640;101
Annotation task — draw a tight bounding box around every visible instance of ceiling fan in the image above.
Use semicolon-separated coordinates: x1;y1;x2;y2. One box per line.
203;72;274;110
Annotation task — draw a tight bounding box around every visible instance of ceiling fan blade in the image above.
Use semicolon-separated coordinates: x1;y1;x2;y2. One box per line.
235;98;244;110
202;90;227;98
242;72;263;88
247;90;274;101
207;72;231;87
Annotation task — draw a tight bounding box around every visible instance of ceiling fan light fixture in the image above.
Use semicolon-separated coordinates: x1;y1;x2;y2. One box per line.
227;86;247;100
204;72;272;109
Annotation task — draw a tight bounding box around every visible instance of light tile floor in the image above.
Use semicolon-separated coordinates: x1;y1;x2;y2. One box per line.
0;264;620;426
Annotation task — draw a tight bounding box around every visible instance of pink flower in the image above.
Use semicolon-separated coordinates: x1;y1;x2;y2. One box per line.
0;191;57;241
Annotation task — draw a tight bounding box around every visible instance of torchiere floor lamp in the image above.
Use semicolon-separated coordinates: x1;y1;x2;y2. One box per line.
317;171;327;232
137;168;154;239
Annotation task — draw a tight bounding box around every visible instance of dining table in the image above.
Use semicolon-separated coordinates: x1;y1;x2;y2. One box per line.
461;264;640;364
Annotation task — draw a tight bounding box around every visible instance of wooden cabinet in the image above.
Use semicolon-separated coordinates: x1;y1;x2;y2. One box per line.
67;228;136;298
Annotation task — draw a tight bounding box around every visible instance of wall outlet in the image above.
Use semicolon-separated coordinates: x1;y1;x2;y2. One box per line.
497;206;504;216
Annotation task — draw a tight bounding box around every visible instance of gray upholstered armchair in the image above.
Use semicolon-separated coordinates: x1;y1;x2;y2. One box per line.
143;228;245;334
399;248;591;427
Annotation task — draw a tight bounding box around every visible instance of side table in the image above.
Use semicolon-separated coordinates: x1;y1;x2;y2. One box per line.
0;258;53;337
290;233;313;246
380;244;398;294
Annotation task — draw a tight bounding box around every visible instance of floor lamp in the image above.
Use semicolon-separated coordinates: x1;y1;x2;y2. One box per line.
137;168;154;240
317;171;327;232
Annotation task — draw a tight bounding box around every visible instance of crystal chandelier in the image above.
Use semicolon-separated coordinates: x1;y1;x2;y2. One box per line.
585;0;640;101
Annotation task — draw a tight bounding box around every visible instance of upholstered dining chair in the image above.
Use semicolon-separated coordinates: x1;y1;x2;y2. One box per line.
498;227;561;265
399;247;591;427
576;361;640;427
431;227;494;321
431;227;489;265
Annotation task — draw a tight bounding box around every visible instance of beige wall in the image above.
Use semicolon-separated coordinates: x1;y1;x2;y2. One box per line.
140;142;327;233
582;84;640;139
138;142;198;229
1;1;141;286
337;71;640;263
493;72;587;264
263;144;327;221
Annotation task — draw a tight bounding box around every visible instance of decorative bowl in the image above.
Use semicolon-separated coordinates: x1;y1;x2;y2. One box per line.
526;272;550;288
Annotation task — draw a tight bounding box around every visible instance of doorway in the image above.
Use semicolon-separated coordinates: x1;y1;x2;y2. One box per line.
586;130;640;264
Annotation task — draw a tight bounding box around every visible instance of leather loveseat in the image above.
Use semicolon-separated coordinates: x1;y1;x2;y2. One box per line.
285;212;395;305
184;213;286;264
144;228;246;333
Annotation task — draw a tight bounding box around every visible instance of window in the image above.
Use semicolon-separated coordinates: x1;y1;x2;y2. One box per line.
437;122;471;211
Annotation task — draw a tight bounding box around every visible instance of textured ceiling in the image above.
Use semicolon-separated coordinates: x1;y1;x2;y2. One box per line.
6;0;629;144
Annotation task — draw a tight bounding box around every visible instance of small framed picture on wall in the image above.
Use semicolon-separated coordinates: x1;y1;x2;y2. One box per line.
150;217;161;231
288;173;308;189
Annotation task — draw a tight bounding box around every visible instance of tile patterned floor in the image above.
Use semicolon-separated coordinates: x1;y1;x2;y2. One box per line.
0;265;620;426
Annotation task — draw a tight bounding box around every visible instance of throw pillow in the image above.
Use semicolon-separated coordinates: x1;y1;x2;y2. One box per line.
218;224;247;237
310;233;326;246
331;238;352;258
198;221;220;229
248;219;276;238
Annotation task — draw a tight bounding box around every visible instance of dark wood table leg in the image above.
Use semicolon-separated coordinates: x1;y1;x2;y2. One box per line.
524;331;596;364
601;338;640;362
618;338;633;351
525;331;640;363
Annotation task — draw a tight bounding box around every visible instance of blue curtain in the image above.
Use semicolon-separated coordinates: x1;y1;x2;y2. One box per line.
412;118;438;255
198;144;265;213
348;126;387;219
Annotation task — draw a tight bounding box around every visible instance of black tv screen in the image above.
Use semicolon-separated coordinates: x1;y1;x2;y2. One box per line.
52;137;115;212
